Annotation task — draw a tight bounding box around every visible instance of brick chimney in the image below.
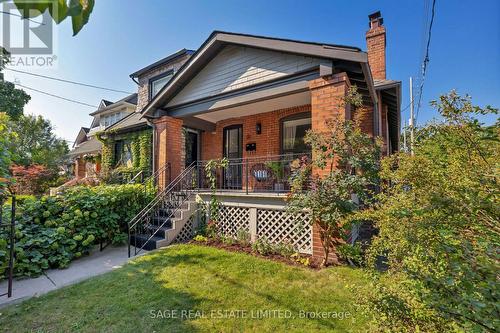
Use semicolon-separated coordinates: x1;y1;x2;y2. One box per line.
366;11;386;80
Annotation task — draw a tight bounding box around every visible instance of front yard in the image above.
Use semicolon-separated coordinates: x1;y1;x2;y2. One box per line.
0;244;373;332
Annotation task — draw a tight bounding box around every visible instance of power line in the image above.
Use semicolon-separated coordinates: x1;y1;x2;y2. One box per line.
5;68;134;94
415;0;437;123
15;82;98;108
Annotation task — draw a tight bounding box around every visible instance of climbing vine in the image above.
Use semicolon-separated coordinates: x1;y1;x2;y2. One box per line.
96;130;152;180
138;132;152;171
95;131;114;173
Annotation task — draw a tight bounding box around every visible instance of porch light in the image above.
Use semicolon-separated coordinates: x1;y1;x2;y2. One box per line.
256;122;262;134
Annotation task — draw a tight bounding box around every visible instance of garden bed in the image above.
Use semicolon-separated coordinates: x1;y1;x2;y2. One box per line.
190;237;321;269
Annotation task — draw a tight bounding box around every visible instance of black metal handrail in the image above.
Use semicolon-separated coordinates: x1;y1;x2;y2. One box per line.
195;152;311;194
127;162;197;257
0;196;15;298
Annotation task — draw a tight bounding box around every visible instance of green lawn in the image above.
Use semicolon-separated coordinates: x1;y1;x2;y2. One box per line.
0;244;374;332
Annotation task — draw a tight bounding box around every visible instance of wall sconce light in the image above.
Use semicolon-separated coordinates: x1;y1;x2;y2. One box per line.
256;122;262;134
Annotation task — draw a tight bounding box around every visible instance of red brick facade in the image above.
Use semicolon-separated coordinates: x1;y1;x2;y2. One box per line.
201;105;311;161
153;116;184;187
309;72;350;263
366;17;386;81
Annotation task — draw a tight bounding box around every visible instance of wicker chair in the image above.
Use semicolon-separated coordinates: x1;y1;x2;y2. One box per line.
249;163;275;192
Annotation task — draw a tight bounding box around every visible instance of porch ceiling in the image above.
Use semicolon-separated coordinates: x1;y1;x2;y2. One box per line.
192;90;310;123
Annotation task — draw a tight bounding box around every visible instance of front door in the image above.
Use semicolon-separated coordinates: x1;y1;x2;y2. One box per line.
223;125;243;189
185;130;198;167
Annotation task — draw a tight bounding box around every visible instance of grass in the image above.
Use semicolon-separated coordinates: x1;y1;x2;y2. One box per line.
0;244;374;332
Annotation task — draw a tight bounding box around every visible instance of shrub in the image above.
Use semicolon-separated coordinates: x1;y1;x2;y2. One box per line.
235;229;250;246
251;237;274;256
273;240;295;257
337;243;363;266
358;91;499;332
193;235;207;242
2;184;151;278
290;253;310;267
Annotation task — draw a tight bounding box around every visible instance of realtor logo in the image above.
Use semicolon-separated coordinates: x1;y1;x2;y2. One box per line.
1;0;57;68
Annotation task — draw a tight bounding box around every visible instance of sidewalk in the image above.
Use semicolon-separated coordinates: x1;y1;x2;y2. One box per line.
0;245;132;308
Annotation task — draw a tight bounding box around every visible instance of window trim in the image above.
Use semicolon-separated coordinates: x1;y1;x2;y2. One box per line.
279;112;312;155
149;70;174;100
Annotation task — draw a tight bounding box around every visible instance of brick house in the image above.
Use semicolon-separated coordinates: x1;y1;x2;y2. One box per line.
131;12;401;261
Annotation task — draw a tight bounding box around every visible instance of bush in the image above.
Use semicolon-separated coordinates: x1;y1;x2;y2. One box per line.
235;229;250;246
251;237;274;256
358;92;499;332
1;184;151;278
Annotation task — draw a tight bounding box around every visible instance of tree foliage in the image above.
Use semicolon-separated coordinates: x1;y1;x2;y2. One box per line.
287;87;381;266
0;80;31;120
359;91;499;332
8;114;69;168
6;0;95;36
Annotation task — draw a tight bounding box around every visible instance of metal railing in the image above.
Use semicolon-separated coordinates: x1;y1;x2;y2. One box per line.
127;162;197;257
0;196;15;298
126;153;311;256
195;153;311;194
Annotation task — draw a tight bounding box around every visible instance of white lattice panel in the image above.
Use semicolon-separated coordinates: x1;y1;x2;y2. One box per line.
257;209;312;254
217;206;250;238
173;217;194;243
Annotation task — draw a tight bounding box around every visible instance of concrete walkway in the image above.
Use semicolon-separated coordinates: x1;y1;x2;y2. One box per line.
0;245;133;308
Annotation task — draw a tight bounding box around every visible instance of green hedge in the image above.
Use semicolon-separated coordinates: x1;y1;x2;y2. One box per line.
0;184;151;278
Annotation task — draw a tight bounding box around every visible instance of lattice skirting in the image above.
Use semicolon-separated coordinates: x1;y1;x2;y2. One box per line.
217;205;251;238
257;208;312;254
214;204;312;254
172;216;195;243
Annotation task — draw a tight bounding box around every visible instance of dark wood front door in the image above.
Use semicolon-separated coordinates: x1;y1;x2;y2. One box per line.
185;130;198;167
223;125;243;189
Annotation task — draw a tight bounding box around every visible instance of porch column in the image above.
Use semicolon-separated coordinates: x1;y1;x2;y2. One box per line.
75;157;85;179
309;72;350;264
153;116;184;188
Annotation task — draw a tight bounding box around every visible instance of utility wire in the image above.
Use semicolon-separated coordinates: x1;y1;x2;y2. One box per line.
5;68;134;94
15;82;98;108
415;0;437;123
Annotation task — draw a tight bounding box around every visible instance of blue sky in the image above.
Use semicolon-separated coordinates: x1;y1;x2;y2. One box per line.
3;0;499;143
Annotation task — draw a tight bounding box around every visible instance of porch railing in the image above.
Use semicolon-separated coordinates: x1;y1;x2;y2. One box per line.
195;153;311;194
127;162;196;257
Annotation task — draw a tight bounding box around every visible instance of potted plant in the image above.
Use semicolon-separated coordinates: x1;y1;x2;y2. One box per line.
266;161;285;192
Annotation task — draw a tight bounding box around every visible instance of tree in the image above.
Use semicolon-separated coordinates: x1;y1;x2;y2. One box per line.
287;87;381;266
3;0;95;36
360;91;499;332
9;114;69;168
0;80;30;120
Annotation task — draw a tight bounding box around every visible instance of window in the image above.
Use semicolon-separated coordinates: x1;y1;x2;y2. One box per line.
281;113;311;154
150;71;173;99
100;112;122;128
114;139;133;167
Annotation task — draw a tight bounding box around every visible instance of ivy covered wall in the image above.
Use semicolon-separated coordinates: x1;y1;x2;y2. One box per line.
97;129;152;176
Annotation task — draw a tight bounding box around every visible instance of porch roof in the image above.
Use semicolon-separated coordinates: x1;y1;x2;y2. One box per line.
141;31;373;119
68;138;101;157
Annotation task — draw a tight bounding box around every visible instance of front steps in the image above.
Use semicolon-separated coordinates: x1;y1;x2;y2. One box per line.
130;197;197;251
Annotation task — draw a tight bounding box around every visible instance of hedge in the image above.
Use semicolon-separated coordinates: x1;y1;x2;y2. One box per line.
0;184;152;278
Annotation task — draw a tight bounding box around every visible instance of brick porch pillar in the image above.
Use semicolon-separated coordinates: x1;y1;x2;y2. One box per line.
153;116;184;188
309;72;350;264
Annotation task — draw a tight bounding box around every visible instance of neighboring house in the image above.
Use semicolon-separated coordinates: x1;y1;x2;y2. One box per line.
68;94;137;179
68;49;194;182
128;11;401;262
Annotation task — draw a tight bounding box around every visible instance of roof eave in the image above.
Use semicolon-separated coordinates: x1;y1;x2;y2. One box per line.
141;31;367;118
